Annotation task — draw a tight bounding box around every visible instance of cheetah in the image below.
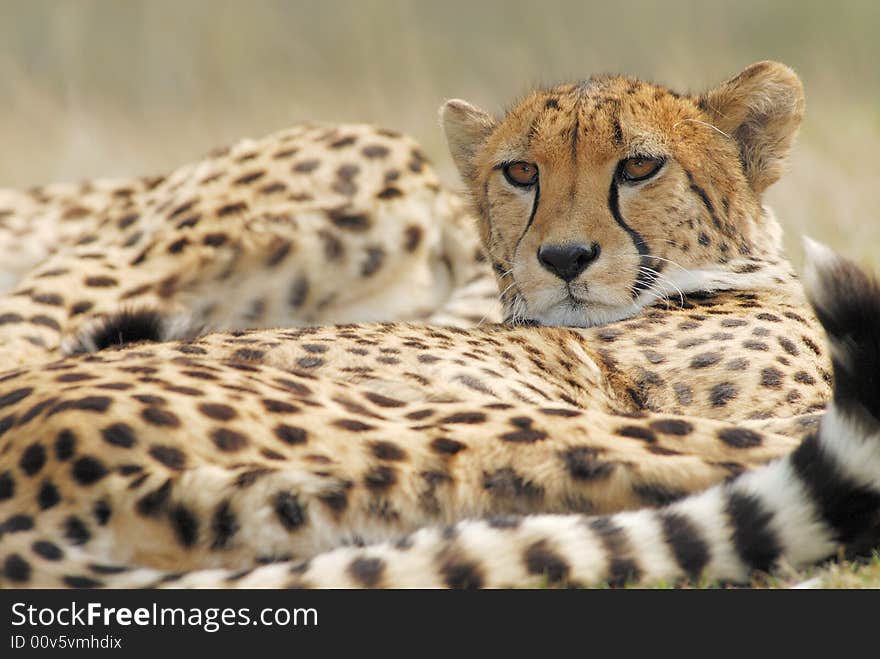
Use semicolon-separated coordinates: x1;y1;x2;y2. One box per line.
0;61;879;588
0;123;499;368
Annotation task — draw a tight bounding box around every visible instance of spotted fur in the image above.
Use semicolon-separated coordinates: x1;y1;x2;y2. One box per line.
1;62;875;589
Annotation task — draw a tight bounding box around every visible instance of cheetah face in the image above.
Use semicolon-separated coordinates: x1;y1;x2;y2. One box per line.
442;61;804;326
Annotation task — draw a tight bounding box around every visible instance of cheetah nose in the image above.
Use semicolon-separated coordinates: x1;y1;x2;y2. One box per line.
537;243;601;282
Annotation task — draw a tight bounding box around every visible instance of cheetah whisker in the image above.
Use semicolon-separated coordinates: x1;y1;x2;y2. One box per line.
672;118;733;140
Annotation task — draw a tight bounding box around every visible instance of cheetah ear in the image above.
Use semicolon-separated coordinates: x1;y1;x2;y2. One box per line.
441;99;496;180
697;61;805;194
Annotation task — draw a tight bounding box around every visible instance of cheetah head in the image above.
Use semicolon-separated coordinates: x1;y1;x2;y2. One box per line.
442;61;804;326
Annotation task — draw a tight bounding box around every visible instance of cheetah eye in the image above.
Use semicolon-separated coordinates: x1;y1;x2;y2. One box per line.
502;161;539;188
620;156;664;182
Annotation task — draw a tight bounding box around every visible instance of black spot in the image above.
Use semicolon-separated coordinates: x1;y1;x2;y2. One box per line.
274;492;306;530
32;540;63;561
761;367;784;389
440;557;484;589
64;516;91;545
726;491;781;572
211;428;249;452
48;396;113;415
149;445;187;470
262;239;292;267
235;468;272;488
211;501;239;550
0;387;32;408
72;457;109;485
330;135;357;149
217;201;248;217
232;348;265;362
500;426;548;443
63;575;103;588
136;480;172;517
84;275;118;287
370;441;407;461
20;443;47;476
2;514;34;532
167;237;189;254
362;144;390;158
55;372;95;383
616;425;656;442
170;505;199;547
93;500;112;525
524;541;571;585
3;554;31;583
794;371;817;385
360;246;385;277
262;398;299;414
539;407;582;418
38;481;61;509
234;170;266;185
482;467;544;500
327;207;370;232
659;511;710;580
0;471;13;500
649;419;694;436
430;437;466;455
364;465;397;491
318;488;349;515
31;314;62;331
562;447;615;481
348;557;385;587
88;563;129;575
0;413;14;437
288;277;310;308
142;406;180;427
293;159;320;173
362;392;404;408
55;429;76;460
198;403;238;421
709;382;738;406
691;352;722;368
101;423;137;448
274;424;308;445
334;419;375;432
717;427;763;448
439;412;486;424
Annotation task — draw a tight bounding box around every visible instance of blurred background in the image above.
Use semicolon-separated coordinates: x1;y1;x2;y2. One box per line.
0;0;877;265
